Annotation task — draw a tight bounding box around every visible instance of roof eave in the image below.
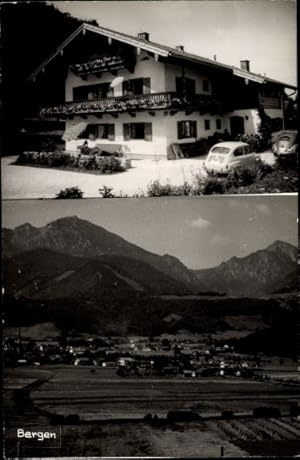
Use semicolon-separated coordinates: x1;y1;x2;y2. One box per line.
29;22;169;81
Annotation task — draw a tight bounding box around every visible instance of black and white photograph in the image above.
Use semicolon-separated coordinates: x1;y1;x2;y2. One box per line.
1;1;299;459
2;195;299;457
1;0;298;198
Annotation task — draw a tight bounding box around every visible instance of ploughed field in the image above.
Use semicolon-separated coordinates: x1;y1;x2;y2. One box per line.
4;365;300;457
5;418;300;457
5;365;300;419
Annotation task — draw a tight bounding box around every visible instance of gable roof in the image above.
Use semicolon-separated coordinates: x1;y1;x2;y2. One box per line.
30;22;296;90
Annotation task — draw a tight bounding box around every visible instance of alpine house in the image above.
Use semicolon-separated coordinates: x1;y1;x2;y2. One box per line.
29;23;296;159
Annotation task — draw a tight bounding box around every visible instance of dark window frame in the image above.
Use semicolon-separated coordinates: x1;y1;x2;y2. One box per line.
204;119;211;131
216;119;222;130
123;122;152;141
177;120;197;139
175;77;196;96
80;123;115;141
122;78;151;96
73;83;114;101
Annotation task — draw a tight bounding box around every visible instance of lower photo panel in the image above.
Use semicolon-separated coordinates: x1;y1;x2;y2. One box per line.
2;195;299;458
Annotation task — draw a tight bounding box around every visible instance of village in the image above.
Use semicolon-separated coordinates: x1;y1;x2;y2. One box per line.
3;332;297;382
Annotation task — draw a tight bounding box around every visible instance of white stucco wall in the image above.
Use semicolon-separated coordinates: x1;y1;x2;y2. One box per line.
65;51;167;101
65;111;231;159
225;109;260;135
65;112;168;158
226;108;284;135
164;113;229;146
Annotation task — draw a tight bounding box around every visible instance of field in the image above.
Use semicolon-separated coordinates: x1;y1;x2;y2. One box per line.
4;365;300;457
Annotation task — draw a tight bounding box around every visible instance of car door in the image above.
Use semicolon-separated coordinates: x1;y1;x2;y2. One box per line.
231;146;244;168
243;145;256;165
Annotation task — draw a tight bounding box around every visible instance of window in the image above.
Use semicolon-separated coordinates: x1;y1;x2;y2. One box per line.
204;119;210;130
81;124;115;140
233;147;243;157
211;146;230;154
203;80;209;92
73;83;113;101
216;119;222;130
177;121;197;139
176;77;196;96
122;78;150;96
123;123;152;141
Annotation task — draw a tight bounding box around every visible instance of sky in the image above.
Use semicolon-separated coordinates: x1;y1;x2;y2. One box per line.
2;196;297;269
50;0;297;87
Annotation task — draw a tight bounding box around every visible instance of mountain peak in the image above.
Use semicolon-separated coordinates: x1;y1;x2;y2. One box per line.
16;222;36;231
267;240;295;251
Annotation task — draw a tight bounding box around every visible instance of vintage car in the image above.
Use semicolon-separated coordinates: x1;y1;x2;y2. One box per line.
271;130;298;157
204;141;257;174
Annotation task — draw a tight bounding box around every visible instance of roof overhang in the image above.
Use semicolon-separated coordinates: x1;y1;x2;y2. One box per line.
29;22;297;92
29;23;169;81
233;67;265;84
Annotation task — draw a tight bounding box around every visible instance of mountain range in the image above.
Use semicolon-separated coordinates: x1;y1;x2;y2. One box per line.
3;216;298;298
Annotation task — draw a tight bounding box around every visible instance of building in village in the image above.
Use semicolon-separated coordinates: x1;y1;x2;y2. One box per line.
30;23;296;159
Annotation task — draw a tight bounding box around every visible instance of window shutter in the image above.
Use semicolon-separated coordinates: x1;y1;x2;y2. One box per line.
143;78;151;95
144;123;152;141
123;123;131;140
122;81;129;96
177;121;184;139
107;124;115;141
192;121;197;138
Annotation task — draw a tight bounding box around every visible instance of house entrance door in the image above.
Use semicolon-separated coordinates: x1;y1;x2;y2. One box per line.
230;116;245;137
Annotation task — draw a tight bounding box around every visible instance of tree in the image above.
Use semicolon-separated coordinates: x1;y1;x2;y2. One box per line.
257;106;273;150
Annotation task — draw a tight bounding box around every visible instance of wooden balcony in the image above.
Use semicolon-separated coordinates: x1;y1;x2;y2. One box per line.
258;95;282;109
40;92;228;117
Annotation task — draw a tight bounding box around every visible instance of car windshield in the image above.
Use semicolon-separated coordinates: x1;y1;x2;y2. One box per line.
211;146;231;154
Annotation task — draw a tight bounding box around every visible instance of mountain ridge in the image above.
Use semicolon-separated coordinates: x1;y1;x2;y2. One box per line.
3;217;297;297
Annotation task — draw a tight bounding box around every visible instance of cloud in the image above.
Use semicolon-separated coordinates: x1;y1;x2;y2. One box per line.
189;217;212;229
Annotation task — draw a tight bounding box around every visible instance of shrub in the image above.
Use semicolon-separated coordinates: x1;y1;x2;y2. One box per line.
234;133;264;153
201;177;226;195
147;180;193;197
147;180;174;197
14;150;126;174
95;156;125;173
257;106;273;150
225;160;273;189
99;185;115;198
56;186;84;199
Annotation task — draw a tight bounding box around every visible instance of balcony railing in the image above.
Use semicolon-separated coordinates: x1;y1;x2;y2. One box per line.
40;92;228;117
258;95;282;109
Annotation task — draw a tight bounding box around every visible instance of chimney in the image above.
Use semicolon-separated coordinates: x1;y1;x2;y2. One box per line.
137;32;150;41
240;60;250;72
176;45;184;52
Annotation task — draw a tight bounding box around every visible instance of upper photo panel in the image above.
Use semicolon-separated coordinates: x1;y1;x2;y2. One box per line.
1;0;298;199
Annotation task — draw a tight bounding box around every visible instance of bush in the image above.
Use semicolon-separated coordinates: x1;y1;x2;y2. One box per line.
14;151;126;174
226;160;273;189
56;186;84;199
99;185;115;198
234;133;264;153
147;180;193;197
201;177;226;195
257;106;273;150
